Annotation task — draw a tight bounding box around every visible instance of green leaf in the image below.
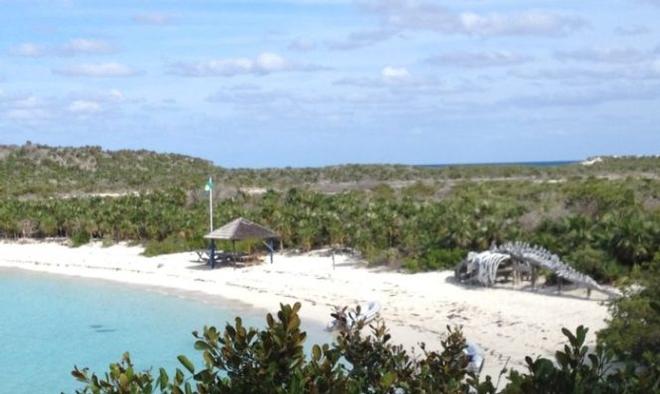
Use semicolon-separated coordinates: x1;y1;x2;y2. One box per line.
312;345;321;361
380;371;396;387
119;373;129;390
174;369;184;385
194;340;212;352
159;368;169;389
575;325;587;347
562;327;577;347
178;355;195;374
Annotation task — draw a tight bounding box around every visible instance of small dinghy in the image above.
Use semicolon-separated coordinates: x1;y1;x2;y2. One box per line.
326;301;381;331
464;342;485;374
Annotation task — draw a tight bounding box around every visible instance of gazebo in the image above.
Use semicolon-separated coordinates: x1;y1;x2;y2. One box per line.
204;217;279;267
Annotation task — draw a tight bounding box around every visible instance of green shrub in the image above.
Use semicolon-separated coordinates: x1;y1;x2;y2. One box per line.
598;257;660;364
402;257;421;272
71;230;91;247
568;246;623;282
367;248;402;268
143;236;203;257
72;304;658;394
418;248;466;271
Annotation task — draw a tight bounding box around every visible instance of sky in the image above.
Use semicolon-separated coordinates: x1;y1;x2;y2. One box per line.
0;0;659;167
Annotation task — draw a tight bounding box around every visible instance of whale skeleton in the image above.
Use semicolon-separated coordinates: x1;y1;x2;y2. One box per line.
455;241;620;297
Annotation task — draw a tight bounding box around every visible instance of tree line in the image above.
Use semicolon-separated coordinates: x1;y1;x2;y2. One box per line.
0;178;658;283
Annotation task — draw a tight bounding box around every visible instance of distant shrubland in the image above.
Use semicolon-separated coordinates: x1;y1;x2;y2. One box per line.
1;143;658;197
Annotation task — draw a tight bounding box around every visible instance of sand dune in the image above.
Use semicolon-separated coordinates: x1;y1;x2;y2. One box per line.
0;240;610;379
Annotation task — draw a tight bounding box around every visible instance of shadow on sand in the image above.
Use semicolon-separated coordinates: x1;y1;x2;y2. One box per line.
444;275;603;301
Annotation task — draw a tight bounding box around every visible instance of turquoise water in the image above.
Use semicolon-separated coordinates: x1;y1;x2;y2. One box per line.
0;269;328;393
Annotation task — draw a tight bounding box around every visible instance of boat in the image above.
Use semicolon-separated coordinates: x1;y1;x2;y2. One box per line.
464;342;485;374
326;301;381;331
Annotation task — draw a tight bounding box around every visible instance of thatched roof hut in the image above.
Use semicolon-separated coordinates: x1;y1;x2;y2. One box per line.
204;217;278;241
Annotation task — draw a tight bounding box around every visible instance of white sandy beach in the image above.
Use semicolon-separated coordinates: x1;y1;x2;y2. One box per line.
0;240;611;379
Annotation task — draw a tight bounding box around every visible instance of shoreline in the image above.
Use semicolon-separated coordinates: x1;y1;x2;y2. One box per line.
0;240;611;379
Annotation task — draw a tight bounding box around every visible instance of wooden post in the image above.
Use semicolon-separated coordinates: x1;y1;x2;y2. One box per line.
209;240;216;269
269;239;273;264
262;239;275;264
558;277;562;294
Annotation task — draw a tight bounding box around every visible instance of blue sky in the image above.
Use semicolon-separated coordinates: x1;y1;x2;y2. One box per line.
0;0;659;167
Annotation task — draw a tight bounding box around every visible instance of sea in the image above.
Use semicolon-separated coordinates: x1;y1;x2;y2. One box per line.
418;160;579;168
0;268;329;393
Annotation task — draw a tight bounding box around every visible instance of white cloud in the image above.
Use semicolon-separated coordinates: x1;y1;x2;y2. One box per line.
256;52;288;72
288;38;317;52
614;25;650;36
5;108;50;121
53;63;139;77
327;28;397;50
11;96;40;109
10;39;115;57
207;86;292;105
556;47;652;64
504;84;660;108
426;51;532;68
0;88;135;126
334;68;476;97
68;100;102;114
458;11;584;36
133;13;175;25
511;62;660;85
108;89;125;101
10;43;45;57
168;52;325;77
61;39;115;55
381;66;410;82
359;0;586;37
0;94;51;122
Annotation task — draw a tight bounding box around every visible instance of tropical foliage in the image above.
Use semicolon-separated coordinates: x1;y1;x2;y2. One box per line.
1;177;657;282
71;303;659;393
598;255;660;368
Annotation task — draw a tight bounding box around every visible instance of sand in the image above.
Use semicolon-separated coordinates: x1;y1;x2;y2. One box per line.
0;240;611;379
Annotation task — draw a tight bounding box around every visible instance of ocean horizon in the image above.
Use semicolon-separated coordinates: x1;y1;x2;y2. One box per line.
418;160;579;168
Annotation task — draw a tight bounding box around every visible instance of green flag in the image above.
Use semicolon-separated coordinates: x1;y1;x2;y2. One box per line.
204;177;213;192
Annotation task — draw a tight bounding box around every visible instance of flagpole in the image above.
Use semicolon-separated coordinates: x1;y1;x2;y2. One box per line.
209;177;213;231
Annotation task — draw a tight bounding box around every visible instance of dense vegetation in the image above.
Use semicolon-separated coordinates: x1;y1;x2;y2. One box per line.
1;144;658;392
1;177;657;282
598;257;660;365
1;143;658;197
72;303;659;393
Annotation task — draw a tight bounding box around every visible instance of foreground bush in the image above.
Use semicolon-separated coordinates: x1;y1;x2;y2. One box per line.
72;304;658;393
598;256;660;368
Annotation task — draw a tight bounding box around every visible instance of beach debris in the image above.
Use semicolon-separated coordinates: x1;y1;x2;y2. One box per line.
326;301;381;331
464;342;485;374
